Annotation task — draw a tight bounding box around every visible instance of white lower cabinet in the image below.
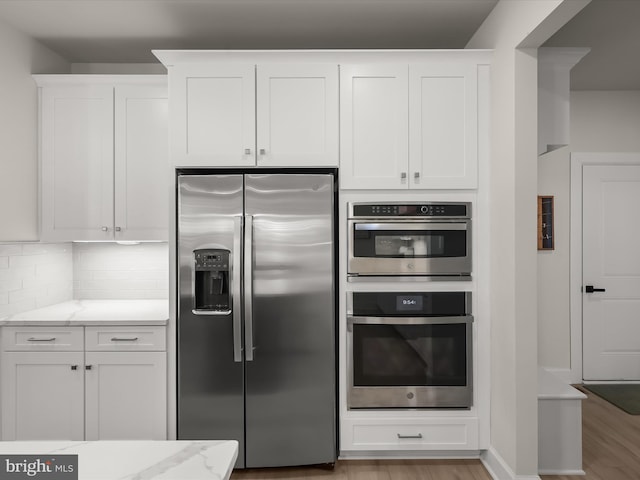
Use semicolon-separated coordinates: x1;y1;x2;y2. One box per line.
1;351;85;441
0;325;167;441
84;351;166;440
341;417;479;452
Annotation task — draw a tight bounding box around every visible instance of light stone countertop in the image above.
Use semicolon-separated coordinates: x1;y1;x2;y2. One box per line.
0;299;169;326
0;440;238;479
538;367;587;400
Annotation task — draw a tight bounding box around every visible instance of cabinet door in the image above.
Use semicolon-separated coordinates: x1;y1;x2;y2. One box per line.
340;65;409;189
84;351;167;440
1;351;84;440
170;64;255;167
114;84;169;241
409;63;478;189
256;64;338;167
40;85;114;241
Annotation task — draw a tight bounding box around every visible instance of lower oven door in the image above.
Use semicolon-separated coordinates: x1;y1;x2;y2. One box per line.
347;315;473;408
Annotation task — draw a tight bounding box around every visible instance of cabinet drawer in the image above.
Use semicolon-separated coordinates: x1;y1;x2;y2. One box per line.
349;419;477;450
85;326;166;351
1;327;84;351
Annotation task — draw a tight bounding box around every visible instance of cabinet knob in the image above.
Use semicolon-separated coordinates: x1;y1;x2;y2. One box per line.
85;365;93;370
244;148;252;155
259;148;266;155
101;226;109;232
115;226;122;232
70;365;78;371
400;172;407;180
414;172;420;182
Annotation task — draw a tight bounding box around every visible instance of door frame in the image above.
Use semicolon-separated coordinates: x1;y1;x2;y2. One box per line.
570;152;640;383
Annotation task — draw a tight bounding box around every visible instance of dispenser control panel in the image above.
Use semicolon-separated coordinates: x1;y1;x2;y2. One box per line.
194;251;229;270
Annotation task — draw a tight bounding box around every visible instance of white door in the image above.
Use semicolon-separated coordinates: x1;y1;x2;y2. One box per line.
340;64;409;189
170;64;255;167
583;164;640;380
40;85;114;241
409;62;478;189
114;84;169;241
1;352;84;440
256;64;338;167
84;351;167;440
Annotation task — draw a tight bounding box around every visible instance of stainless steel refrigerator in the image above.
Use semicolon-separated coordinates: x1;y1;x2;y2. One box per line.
177;170;337;469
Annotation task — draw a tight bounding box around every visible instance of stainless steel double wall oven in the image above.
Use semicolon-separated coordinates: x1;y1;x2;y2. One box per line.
346;202;473;410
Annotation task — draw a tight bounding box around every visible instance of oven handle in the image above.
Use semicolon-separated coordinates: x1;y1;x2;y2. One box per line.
347;315;473;329
353;222;468;231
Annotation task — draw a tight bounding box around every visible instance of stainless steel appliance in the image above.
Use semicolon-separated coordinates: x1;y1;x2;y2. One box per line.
347;291;473;409
347;202;472;278
177;169;337;468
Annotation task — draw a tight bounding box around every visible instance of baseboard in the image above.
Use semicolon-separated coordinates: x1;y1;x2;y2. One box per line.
339;450;482;460
481;447;541;480
539;469;585;476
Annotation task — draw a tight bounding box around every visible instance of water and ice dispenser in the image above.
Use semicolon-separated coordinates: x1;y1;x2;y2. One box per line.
193;249;231;314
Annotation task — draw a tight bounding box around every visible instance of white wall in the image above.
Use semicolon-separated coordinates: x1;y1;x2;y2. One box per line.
0;243;73;316
537;90;640;374
571;91;640;151
73;242;169;299
468;1;589;477
0;18;70;242
0;242;168;317
70;63;166;74
537;147;571;371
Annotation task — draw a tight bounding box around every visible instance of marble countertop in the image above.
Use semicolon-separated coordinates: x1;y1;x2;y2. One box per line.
0;300;169;326
0;440;238;480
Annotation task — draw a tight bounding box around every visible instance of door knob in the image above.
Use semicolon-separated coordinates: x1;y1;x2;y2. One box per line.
585;285;606;293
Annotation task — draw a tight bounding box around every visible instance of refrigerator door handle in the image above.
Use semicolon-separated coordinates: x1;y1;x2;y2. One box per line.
232;216;243;362
244;214;255;362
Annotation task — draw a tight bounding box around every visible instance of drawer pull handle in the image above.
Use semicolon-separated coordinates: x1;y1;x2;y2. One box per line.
110;337;139;342
397;433;423;439
27;337;56;342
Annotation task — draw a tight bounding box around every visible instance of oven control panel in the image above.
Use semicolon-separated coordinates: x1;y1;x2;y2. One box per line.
351;202;470;218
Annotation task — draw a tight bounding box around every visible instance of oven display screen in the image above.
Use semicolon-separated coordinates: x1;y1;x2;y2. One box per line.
396;295;423;311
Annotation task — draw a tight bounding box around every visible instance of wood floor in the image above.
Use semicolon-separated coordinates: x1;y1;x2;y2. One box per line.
232;386;640;480
541;385;640;480
231;459;492;480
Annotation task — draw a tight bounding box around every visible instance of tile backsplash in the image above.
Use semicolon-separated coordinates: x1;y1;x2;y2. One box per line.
0;243;73;316
0;242;169;316
73;242;168;299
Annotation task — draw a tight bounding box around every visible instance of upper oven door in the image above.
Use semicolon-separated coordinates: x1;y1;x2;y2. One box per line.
347;220;471;276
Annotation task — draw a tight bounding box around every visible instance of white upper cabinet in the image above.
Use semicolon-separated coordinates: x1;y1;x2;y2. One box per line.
171;64;256;167
409;63;478;189
341;58;483;190
40;84;115;241
167;63;338;167
340;65;409;189
114;85;169;241
37;76;168;242
256;64;338;167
